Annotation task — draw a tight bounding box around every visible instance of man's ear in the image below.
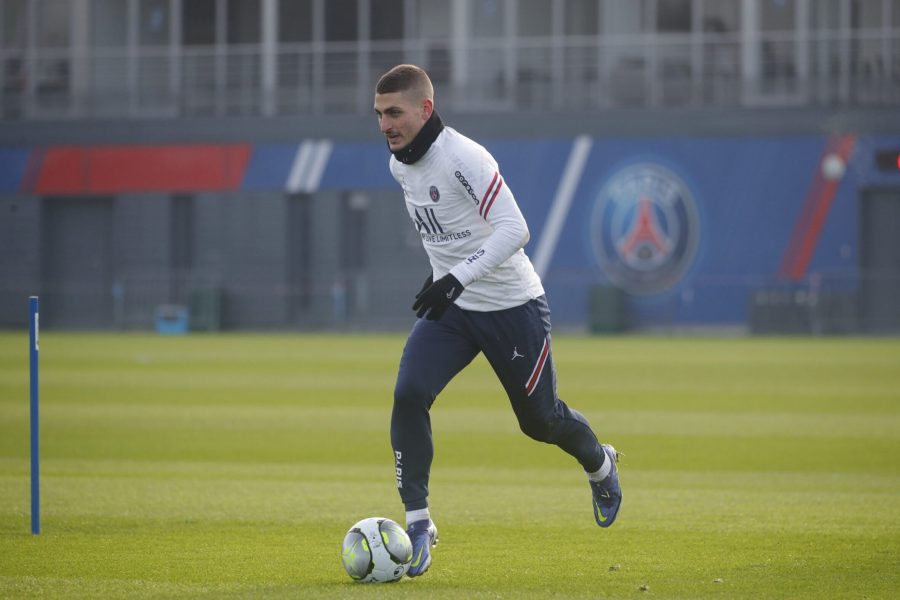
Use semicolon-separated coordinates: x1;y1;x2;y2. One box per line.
422;98;434;120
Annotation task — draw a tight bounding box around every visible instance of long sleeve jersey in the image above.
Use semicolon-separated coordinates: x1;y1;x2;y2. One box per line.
390;126;545;311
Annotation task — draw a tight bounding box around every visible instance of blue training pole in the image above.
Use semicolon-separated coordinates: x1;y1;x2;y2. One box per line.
29;296;40;535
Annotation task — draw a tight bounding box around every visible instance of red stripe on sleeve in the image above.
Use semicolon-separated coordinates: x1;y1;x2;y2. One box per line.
481;177;504;220
480;172;499;217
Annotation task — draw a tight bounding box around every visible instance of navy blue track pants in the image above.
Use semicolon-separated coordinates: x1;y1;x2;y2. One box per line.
391;295;605;510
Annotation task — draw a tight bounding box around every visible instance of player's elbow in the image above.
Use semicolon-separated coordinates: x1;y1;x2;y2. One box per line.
494;217;530;248
514;222;530;247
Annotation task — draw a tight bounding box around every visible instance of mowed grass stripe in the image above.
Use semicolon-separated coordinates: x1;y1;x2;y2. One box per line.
4;400;899;440
1;457;897;491
2;472;896;538
3;479;897;598
2;419;897;474
0;369;397;392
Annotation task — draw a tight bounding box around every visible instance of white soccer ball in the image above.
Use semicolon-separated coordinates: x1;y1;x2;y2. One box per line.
340;517;412;583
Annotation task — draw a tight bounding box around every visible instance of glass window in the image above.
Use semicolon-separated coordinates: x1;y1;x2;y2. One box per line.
325;0;358;41
519;0;551;36
91;0;127;46
227;0;260;44
183;0;216;45
2;0;28;102
758;0;796;90
810;0;839;29
140;0;170;46
849;0;885;87
760;0;795;31
137;0;171;103
851;0;883;29
657;0;691;32
702;0;740;33
2;0;27;49
471;0;504;38
279;0;312;43
371;0;404;40
38;0;71;47
416;0;451;40
602;0;651;34
565;0;599;36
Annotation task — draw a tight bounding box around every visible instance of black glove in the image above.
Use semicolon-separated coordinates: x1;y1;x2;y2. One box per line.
417;273;433;296
412;273;464;321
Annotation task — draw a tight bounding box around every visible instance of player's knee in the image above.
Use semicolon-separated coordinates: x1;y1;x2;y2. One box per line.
517;411;559;443
393;376;433;410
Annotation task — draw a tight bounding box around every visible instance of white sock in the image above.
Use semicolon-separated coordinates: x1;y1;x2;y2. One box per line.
587;455;612;482
406;508;430;527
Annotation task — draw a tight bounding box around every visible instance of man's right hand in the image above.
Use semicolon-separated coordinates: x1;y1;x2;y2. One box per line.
417;273;433;296
412;273;464;321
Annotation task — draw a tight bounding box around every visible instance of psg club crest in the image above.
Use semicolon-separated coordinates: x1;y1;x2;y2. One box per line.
590;164;700;295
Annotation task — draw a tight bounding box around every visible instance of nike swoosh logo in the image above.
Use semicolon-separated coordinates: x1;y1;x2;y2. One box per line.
446;288;456;299
410;545;425;568
594;499;609;522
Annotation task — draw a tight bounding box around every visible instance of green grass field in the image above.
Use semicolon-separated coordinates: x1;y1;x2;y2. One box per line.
1;333;899;599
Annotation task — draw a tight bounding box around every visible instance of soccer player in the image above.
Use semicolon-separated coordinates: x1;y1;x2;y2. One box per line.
374;64;622;577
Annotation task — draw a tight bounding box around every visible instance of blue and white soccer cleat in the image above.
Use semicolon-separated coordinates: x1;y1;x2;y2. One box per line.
590;444;622;528
405;519;438;577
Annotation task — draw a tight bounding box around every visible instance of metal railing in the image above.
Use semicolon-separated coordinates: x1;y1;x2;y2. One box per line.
1;29;899;119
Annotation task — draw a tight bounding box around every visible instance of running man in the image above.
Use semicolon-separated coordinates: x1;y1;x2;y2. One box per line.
374;64;622;577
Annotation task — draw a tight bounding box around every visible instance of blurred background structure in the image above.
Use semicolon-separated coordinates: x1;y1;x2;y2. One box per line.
0;0;899;332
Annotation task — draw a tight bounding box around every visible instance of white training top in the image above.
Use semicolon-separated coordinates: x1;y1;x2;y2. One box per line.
389;126;545;311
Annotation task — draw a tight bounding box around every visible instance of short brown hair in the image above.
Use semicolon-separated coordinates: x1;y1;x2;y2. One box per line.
376;64;434;100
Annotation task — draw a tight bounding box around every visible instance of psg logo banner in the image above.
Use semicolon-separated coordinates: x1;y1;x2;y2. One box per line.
590;164;700;295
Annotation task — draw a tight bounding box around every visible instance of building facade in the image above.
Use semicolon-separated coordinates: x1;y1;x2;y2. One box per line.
2;0;899;118
1;0;899;332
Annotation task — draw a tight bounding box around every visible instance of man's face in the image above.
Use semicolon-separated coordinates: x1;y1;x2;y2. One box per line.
374;91;431;152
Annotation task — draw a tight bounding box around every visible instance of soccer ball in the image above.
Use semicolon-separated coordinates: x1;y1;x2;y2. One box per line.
340;517;412;583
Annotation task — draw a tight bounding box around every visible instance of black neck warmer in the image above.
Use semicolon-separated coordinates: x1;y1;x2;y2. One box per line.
391;111;445;165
